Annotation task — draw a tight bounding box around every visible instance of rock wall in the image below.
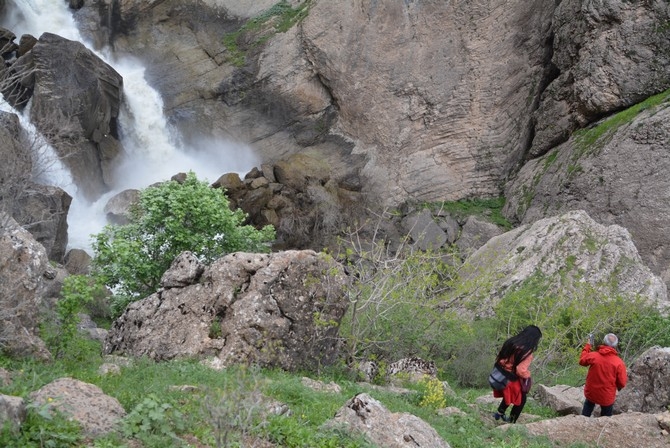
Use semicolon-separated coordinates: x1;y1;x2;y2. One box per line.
75;0;555;206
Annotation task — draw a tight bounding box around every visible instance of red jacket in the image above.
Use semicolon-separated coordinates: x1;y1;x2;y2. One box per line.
579;343;627;406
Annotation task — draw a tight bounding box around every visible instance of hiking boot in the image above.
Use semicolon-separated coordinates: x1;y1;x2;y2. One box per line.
493;412;510;422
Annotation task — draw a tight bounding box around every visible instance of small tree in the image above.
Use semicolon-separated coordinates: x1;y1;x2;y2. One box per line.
92;172;275;316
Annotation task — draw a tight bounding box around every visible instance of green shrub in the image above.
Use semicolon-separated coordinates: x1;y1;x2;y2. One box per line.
443;320;499;388
41;275;106;359
91;172;275;316
0;401;83;448
338;236;459;367
121;394;186;446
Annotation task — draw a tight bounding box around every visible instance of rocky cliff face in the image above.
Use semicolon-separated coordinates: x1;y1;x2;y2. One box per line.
75;0;557;205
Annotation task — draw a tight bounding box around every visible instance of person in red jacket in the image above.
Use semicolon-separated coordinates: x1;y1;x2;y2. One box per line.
492;325;542;423
579;333;627;417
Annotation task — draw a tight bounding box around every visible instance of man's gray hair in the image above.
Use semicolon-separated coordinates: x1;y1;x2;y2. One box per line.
603;333;618;347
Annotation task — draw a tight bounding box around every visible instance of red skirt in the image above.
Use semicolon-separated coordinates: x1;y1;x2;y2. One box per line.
493;379;522;406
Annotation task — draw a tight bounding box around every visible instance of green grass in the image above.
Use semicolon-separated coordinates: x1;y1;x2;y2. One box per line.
572;88;670;158
223;1;312;67
0;343;586;448
428;197;513;229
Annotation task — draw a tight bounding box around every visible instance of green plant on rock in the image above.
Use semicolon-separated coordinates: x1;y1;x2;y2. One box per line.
428;197;512;229
572;87;670;161
0;401;83;448
92;171;275;317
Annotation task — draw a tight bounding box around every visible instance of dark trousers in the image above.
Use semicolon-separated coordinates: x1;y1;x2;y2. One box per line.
581;399;613;417
497;392;527;423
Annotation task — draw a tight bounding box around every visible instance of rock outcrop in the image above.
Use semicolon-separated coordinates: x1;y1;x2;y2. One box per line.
458;210;668;317
75;0;557;206
104;250;350;372
617;346;670;414
520;412;670;448
11;184;71;263
530;0;670;157
505;99;670;288
1;31;123;201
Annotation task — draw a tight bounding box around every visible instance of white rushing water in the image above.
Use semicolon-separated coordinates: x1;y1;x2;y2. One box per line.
2;0;260;252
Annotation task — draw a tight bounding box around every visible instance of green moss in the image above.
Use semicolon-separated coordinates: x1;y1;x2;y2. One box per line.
222;1;312;67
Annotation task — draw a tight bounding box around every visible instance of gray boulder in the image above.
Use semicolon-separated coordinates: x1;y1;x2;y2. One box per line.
0;215;51;360
323;393;450;448
12;184;71;263
617;347;670;414
9;32;123;200
64;248;92;275
454;215;504;258
103;189;140;225
459;210;668;317
104;250;350;372
535;384;584;416
0;395;26;431
29;378;126;436
401;209;447;252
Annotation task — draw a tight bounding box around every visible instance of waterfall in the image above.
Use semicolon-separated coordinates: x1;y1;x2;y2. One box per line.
1;0;260;253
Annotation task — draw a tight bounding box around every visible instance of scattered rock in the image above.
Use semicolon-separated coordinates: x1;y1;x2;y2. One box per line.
617;346;670;413
29;378;126;436
323;393;450;448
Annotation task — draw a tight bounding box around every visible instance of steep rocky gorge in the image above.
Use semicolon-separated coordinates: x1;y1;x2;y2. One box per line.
2;0;670;290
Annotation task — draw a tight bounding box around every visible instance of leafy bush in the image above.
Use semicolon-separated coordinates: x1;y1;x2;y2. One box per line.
40;275;106;359
121;394;186;446
337;228;459;367
91;172;275;316
418;376;447;410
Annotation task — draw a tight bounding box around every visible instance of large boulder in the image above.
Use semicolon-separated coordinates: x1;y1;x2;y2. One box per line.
459;210;668;317
505;100;670;287
6;32;123;200
104;250;350;372
11;184;71;263
534;384;584;416
617;347;670;414
29;378;126;436
0;215;52;360
531;0;670;157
